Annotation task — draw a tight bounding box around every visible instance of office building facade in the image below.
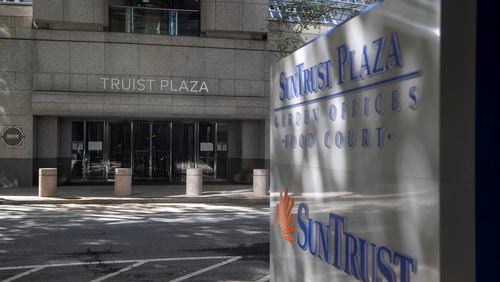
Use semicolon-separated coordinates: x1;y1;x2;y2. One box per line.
0;0;273;186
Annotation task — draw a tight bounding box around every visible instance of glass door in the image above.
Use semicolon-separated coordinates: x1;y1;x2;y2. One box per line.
133;122;151;179
132;121;171;180
199;122;216;179
172;123;196;181
106;122;131;180
71;121;84;180
84;121;105;180
216;123;228;180
151;123;171;179
70;120;229;182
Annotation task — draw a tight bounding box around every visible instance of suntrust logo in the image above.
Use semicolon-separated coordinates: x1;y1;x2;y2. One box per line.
275;188;418;282
297;203;417;282
274;187;295;242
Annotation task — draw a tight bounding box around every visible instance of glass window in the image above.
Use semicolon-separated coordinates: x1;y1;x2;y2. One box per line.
0;0;32;3
172;0;199;10
129;0;200;10
199;123;215;178
216;123;229;180
133;8;170;35
177;11;200;36
109;0;200;36
71;122;84;180
109;7;128;33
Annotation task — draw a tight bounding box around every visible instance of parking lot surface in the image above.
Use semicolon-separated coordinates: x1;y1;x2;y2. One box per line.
0;203;270;282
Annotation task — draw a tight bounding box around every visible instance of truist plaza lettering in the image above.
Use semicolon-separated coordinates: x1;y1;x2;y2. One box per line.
279;32;402;101
100;78;209;94
297;203;417;282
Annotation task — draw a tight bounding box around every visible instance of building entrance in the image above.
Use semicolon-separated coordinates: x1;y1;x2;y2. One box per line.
70;120;227;183
132;122;171;180
172;123;196;181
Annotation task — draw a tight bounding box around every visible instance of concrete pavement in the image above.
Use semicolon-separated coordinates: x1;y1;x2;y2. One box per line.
0;184;269;205
0;203;270;281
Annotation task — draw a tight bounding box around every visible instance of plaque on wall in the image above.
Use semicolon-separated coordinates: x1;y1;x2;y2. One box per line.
1;126;25;148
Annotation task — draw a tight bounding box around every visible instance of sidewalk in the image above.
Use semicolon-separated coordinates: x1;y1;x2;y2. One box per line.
0;184;269;205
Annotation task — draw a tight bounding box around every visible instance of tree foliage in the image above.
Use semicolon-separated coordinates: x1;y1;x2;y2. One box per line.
269;0;376;58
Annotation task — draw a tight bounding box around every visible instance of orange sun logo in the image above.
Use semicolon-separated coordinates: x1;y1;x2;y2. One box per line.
274;187;295;242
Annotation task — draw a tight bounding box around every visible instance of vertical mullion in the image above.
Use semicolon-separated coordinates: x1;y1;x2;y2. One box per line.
214;122;218;181
195;122;199;169
130;121;134;178
83;121;87;181
149;122;153;179
169;122;173;182
104;121;108;180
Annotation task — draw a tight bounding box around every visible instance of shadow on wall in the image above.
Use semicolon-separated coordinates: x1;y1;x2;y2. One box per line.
1;71;10;115
32;157;65;186
1;66;31;187
0;175;19;188
0;159;33;188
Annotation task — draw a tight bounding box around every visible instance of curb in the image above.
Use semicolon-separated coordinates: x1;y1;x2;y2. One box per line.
0;197;270;205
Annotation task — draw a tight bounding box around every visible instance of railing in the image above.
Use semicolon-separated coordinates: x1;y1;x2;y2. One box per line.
109;5;200;36
0;0;32;5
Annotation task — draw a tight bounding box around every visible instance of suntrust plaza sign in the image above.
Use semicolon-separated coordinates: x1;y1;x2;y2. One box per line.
270;1;442;281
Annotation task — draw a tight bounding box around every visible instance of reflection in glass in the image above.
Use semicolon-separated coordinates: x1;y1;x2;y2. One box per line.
69;120;229;182
134;9;170;35
172;123;196;181
216;123;229;180
132;122;171;180
133;122;151;178
71;122;84;180
107;122;131;180
85;122;105;179
152;123;171;179
177;11;200;36
199;123;215;178
109;5;199;36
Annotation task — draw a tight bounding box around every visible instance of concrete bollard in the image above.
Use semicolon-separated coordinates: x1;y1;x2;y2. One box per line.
114;168;132;196
186;168;203;196
39;168;57;197
253;169;269;197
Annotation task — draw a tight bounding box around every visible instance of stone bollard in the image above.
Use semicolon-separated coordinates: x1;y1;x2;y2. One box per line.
253;169;269;197
114;168;132;196
186;168;203;196
39;168;57;197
